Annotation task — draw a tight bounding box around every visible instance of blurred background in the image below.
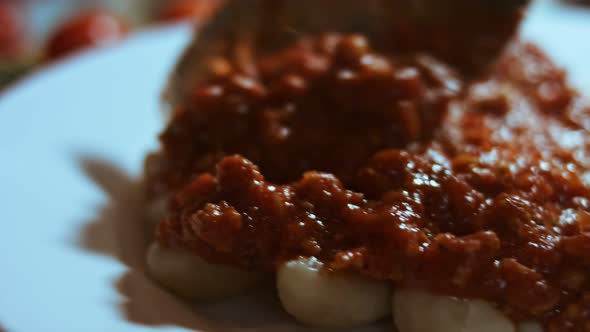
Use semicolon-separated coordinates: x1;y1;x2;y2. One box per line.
0;0;588;89
0;0;222;87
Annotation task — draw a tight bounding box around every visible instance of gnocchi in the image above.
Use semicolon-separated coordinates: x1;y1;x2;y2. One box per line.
517;322;543;332
393;288;515;332
147;243;263;301
276;257;391;328
144;195;169;232
142;152;169;231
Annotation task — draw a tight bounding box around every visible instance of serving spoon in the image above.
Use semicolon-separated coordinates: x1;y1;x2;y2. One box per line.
165;0;531;106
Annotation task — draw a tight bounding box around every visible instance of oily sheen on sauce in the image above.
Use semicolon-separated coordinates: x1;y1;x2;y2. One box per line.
147;34;590;331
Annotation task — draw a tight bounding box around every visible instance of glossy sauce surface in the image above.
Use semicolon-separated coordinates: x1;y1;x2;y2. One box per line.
149;35;590;331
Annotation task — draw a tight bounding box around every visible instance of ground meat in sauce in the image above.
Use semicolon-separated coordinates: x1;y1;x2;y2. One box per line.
148;35;590;331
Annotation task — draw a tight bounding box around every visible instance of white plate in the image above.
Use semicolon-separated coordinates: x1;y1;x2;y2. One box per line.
1;2;590;331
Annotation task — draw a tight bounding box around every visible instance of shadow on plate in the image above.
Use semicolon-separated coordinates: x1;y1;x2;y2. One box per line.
76;156;389;332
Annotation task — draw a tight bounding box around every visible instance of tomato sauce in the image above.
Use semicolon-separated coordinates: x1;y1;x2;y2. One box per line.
148;35;590;331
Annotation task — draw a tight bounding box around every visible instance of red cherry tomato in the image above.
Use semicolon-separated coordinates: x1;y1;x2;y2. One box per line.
0;3;26;59
158;0;223;23
45;10;128;61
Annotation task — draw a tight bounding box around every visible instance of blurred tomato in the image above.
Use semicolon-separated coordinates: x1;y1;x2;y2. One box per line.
0;3;26;59
45;10;128;61
158;0;223;23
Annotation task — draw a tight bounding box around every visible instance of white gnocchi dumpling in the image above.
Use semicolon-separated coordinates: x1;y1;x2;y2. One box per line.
393;288;515;332
142;152;170;231
276;257;392;328
143;152;164;178
517;322;543;332
144;195;169;232
147;243;263;301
